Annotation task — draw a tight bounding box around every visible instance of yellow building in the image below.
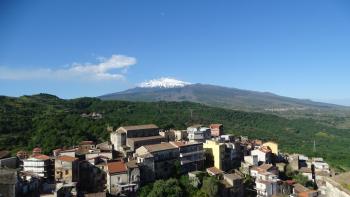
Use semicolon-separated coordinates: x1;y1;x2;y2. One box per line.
262;141;278;155
203;140;225;170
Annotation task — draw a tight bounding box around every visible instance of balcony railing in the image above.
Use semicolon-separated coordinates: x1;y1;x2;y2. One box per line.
180;150;204;157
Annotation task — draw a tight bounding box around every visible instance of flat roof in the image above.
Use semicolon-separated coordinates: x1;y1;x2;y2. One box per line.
143;143;176;152
128;135;165;142
120;124;159;131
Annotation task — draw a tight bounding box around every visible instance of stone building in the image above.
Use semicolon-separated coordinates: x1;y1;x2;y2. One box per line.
110;124;165;155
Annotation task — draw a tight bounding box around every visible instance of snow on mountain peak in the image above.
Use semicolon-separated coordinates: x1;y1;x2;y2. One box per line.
138;77;191;88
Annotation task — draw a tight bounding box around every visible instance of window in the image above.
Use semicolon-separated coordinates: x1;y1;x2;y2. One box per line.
117;176;120;183
65;170;69;175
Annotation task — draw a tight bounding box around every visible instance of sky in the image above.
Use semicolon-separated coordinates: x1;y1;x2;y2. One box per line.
1;0;350;105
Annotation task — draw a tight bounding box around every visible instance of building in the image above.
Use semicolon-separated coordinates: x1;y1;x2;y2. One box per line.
187;125;211;143
250;164;278;178
262;141;278;155
251;146;273;164
136;142;179;182
292;183;320;197
78;160;106;194
110;124;165;155
210;124;223;137
220;172;244;197
106;161;139;195
22;152;52;180
206;167;224;177
0;168;17;197
170;141;205;173
55;155;79;183
203;140;225;170
174;130;188;141
255;173;280;197
159;130;175;141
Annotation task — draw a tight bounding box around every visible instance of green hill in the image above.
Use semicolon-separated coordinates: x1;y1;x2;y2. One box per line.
0;93;349;170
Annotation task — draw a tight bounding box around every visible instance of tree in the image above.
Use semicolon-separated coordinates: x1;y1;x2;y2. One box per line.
201;176;219;197
146;178;183;197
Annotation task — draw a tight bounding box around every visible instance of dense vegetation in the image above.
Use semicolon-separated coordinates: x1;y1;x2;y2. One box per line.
1;94;350;170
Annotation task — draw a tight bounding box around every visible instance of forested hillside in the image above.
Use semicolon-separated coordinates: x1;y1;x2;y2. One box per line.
0;94;349;170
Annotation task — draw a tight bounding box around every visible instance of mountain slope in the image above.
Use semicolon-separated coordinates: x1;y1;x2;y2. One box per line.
100;83;343;112
1;94;350;170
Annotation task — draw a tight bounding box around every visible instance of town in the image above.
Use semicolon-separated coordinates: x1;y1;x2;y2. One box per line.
1;123;349;197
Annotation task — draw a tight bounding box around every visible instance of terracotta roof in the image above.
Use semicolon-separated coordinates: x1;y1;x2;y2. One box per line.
259;146;272;153
207;167;224;175
57;155;78;162
32;154;50;160
210;124;223;128
170;141;201;147
143;143;176;152
107;161;127;174
251;164;275;173
120;124;159;131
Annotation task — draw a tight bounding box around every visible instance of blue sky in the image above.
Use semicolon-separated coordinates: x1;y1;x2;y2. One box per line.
1;0;350;105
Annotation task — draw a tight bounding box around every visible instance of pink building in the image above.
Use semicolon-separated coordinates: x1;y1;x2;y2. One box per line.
210;124;223;137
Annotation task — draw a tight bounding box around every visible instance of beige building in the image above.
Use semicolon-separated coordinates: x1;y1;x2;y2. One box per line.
106;161;140;195
110;124;165;155
262;141;278;155
55;155;79;183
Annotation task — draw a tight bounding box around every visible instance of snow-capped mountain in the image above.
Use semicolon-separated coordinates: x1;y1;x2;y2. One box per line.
138;77;191;88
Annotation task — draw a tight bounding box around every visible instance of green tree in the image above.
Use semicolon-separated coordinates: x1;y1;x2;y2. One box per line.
201;176;219;197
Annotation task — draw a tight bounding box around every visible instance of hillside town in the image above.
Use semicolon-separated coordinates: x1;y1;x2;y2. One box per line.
1;124;349;197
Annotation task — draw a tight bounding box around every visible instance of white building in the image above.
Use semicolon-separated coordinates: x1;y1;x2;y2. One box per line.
106;161;139;195
255;172;280;197
22;154;52;180
251;146;272;164
187;125;211;143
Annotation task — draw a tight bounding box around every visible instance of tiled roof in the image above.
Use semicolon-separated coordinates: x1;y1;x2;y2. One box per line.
120;124;159;131
206;167;223;175
170;141;201;147
57;155;78;162
259;146;272;153
143;143;176;152
251;164;274;173
107;161;127;174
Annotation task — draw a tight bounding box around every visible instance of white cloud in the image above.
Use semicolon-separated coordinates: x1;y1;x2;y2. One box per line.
0;54;136;81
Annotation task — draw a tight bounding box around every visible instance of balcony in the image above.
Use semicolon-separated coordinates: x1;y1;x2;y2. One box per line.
179;150;204;157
